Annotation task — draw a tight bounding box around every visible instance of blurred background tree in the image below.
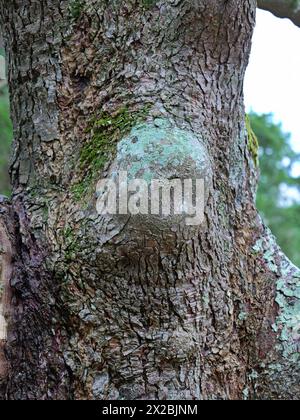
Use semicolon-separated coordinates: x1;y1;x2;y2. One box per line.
250;112;300;267
0;88;12;197
0;43;13;197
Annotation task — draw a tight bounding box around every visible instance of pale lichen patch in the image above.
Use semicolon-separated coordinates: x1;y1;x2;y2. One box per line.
253;230;300;361
116;118;211;183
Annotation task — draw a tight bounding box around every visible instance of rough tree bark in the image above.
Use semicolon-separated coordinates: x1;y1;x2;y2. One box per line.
0;0;299;400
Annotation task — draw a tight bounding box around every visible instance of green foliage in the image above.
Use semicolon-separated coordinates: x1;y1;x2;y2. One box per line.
250;112;300;267
0;86;13;197
290;0;300;11
72;106;149;200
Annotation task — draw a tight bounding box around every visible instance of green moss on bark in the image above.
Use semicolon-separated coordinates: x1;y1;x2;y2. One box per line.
69;0;84;20
63;226;81;262
245;114;259;167
72;106;150;200
142;0;158;8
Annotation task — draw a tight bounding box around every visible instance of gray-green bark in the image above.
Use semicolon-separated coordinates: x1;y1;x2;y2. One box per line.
0;0;299;400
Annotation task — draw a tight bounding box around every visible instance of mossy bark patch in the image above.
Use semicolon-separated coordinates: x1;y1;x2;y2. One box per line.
246;114;259;167
142;0;158;9
69;0;85;20
72;107;149;200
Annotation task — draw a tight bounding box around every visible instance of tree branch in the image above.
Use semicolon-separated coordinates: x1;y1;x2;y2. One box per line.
258;0;300;28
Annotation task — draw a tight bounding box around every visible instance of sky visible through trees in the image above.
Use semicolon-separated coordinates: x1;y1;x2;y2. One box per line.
245;10;300;157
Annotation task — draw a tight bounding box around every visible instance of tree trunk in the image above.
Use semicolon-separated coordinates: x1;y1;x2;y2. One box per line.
0;0;299;400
